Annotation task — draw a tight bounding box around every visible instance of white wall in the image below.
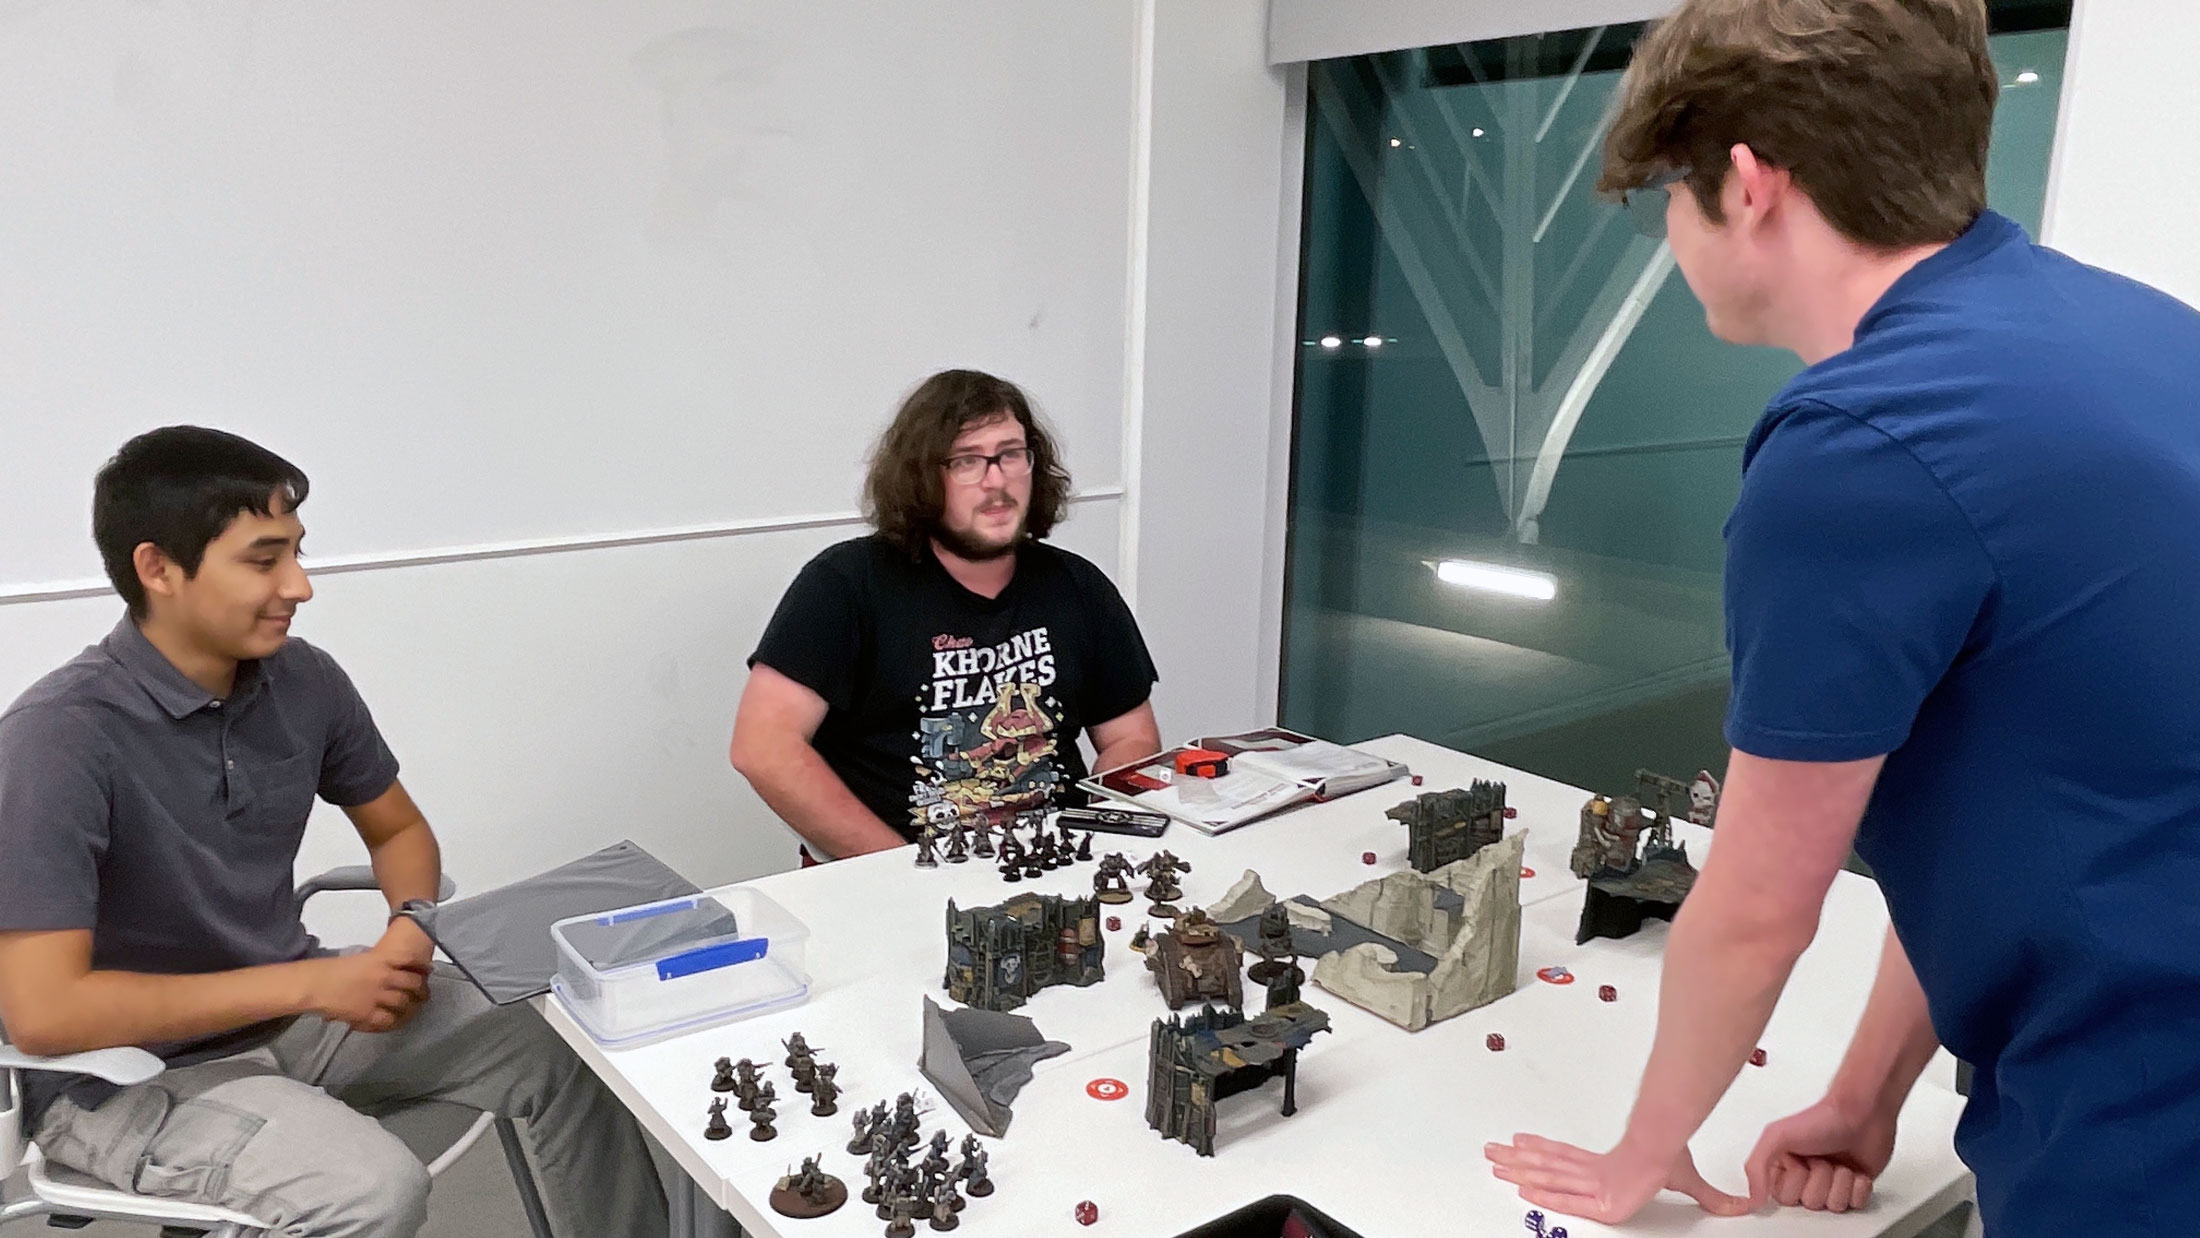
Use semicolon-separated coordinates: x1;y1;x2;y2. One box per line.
2041;0;2200;309
0;1;1302;947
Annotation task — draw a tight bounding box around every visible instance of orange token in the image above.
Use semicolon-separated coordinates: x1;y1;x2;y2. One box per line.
1087;1078;1130;1101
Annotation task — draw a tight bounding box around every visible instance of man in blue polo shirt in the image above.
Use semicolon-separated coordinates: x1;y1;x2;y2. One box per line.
1485;1;2200;1233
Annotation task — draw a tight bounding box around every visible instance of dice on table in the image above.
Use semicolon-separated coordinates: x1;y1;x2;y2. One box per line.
1485;1032;1506;1052
1075;1200;1099;1225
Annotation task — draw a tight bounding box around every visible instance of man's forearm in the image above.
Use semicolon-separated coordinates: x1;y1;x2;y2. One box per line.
739;739;906;859
367;818;443;911
11;962;321;1056
1618;892;1814;1158
1828;925;1941;1120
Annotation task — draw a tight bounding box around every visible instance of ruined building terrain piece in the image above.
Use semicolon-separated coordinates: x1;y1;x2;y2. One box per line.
1146;1001;1330;1157
918;996;1070;1137
1572;768;1709;945
1386;780;1509;873
1145;906;1246;1011
943;891;1104;1013
1212;834;1526;1032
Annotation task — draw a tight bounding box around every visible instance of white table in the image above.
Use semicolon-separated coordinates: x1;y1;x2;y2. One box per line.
541;735;1974;1238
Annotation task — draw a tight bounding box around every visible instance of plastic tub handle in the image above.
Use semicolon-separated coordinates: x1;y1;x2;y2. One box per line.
655;937;769;980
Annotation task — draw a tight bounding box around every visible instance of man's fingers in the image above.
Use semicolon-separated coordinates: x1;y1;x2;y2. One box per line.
1489;1159;1602;1199
1513;1185;1621;1225
1670;1151;1752;1217
1769;1155;1806;1206
1849;1170;1873;1211
1800;1158;1837;1211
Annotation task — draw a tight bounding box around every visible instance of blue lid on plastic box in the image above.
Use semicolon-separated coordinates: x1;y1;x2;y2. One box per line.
551;888;810;1047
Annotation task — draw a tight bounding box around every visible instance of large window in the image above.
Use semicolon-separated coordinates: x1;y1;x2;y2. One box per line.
1279;9;2072;794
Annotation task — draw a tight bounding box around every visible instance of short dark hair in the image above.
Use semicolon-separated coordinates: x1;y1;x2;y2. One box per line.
93;427;310;617
862;370;1073;557
1601;0;1998;249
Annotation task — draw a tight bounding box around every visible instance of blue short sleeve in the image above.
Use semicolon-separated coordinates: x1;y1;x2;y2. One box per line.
1723;401;1997;762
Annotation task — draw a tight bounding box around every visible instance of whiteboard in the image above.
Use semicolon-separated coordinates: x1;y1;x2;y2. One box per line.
0;1;1137;588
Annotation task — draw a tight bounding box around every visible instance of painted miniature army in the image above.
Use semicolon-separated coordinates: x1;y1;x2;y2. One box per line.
748;1081;779;1141
704;1097;732;1141
1093;852;1135;903
1138;851;1193;918
810;1063;841;1116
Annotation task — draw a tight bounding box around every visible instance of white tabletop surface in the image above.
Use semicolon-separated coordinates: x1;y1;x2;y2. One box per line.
540;735;1973;1238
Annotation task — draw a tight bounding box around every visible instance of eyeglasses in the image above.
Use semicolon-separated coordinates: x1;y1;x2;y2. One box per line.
943;447;1035;484
1621;168;1688;239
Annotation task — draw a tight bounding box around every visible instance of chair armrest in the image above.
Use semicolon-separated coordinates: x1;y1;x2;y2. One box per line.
295;867;458;911
0;1045;163;1086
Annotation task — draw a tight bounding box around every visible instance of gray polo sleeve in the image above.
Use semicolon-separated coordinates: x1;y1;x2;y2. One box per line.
299;643;400;808
0;705;110;933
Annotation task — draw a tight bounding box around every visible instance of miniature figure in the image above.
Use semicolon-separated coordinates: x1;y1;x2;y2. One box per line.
790;1054;817;1094
1092;852;1135;904
749;1081;779;1141
1137;851;1192;918
1387;781;1508;873
1026;831;1053;877
959;1142;993;1197
1688;769;1722;826
768;1154;848;1219
970;816;996;859
1245;900;1302;985
704;1097;732;1141
1057;821;1078;860
783;1033;812;1069
884;1190;919;1238
1146;1001;1330;1156
915;826;940;869
732;1058;762;1109
944;893;1105;1012
1572;771;1702;944
996;829;1026;882
862;1146;889;1205
943;821;970;864
1145;907;1245;1010
710;1056;737;1093
892;1092;921;1150
810;1062;841;1116
933;1175;966;1223
847;1106;874;1155
1076;831;1094;861
1129;921;1153;953
920;1129;951;1187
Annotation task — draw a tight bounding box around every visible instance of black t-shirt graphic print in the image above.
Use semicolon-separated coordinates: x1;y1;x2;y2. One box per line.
750;536;1157;843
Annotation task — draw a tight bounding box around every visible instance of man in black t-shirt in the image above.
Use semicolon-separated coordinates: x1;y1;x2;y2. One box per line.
732;369;1162;860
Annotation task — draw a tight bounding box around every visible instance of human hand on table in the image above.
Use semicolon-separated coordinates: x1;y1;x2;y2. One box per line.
1744;1093;1897;1214
1484;1132;1750;1223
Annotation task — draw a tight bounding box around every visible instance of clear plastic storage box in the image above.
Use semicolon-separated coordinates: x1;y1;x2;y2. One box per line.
551;888;810;1047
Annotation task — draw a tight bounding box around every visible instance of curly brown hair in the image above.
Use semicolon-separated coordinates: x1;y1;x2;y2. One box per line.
1600;0;1998;249
862;369;1074;557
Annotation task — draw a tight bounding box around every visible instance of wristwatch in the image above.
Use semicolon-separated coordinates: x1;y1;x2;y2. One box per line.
391;898;438;927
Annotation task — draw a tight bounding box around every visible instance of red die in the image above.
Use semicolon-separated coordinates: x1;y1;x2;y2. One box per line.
1749;1048;1768;1067
1597;985;1617;1002
1361;851;1378;865
1485;1032;1506;1052
1075;1200;1100;1225
1504;806;1518;819
1106;916;1122;931
1410;774;1425;786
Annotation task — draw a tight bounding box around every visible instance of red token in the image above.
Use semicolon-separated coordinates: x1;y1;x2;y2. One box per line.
1504;806;1518;819
1106;916;1122;931
1076;1200;1100;1225
1361;851;1378;865
1749;1048;1768;1067
1535;965;1576;985
1597;984;1617;1002
1410;774;1425;786
1086;1078;1130;1101
1519;867;1536;879
1486;1032;1506;1052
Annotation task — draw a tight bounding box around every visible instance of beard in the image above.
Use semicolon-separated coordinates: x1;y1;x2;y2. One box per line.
931;510;1026;562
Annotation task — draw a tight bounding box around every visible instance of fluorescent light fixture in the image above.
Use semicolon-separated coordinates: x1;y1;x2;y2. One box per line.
1472;127;1486;138
1433;559;1557;601
1319;335;1343;349
1361;335;1383;348
2015;70;2040;84
1389;137;1402;147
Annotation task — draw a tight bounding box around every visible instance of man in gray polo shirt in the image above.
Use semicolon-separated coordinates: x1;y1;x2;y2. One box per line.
0;428;669;1237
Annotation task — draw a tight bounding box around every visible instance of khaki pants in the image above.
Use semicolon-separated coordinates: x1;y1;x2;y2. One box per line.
34;965;670;1238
